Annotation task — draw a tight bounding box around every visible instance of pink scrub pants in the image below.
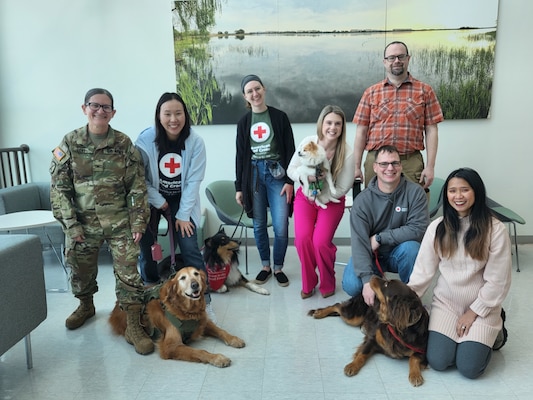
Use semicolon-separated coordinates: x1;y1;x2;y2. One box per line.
293;188;346;295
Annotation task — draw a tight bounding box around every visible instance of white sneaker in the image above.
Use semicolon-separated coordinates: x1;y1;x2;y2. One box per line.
206;302;217;324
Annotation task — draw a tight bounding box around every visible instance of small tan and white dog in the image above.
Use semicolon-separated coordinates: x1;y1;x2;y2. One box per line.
296;140;339;209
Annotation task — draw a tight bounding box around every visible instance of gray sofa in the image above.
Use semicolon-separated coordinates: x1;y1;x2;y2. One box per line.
0;182;64;248
0;235;47;368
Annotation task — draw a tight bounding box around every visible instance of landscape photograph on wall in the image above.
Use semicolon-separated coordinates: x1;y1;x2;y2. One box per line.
171;0;499;125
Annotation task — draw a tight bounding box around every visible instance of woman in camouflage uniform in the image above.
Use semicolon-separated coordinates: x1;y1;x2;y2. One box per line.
50;88;153;355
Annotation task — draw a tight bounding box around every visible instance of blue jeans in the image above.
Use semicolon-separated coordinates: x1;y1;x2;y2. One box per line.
252;160;290;271
342;241;420;296
139;203;205;284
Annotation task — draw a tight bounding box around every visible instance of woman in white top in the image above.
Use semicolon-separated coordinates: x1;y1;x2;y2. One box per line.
288;105;355;299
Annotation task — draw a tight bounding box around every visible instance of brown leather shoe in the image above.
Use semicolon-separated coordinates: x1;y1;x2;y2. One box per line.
300;289;315;299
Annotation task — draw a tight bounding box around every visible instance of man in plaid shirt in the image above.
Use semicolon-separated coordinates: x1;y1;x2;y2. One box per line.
353;41;444;190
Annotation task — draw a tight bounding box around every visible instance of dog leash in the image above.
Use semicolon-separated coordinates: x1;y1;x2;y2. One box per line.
386;325;426;354
148;207;176;269
162;208;176;268
374;250;385;277
229;206;245;240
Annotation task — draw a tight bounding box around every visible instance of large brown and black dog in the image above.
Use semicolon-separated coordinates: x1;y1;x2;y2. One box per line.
109;266;245;367
203;229;269;295
308;276;429;386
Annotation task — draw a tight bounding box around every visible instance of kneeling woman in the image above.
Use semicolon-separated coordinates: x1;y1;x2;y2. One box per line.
408;168;511;379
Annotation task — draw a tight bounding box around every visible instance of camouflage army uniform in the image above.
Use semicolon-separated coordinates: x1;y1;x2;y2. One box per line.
50;125;149;306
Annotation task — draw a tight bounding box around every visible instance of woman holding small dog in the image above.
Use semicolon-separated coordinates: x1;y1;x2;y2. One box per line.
235;74;296;287
287;105;355;299
408;168;512;379
135;92;216;321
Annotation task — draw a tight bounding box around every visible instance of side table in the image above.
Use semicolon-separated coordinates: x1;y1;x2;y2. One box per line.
0;210;68;292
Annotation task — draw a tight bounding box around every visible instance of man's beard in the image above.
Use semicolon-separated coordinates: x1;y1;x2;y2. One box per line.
391;65;404;76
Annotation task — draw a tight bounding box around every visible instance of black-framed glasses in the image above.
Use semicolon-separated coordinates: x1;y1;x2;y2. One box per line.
86;102;113;113
384;54;408;62
375;161;401;168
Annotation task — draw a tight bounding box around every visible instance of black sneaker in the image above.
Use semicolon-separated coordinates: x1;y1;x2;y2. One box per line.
254;269;272;284
274;271;289;287
493;308;508;351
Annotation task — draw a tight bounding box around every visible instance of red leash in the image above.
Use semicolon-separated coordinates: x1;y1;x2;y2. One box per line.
387;325;426;354
374;250;385;277
374;251;425;354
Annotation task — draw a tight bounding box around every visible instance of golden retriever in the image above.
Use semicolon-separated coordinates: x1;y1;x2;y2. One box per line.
109;266;245;367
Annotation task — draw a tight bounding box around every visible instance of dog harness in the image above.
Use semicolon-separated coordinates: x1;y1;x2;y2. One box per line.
143;284;200;342
307;166;324;197
207;262;231;291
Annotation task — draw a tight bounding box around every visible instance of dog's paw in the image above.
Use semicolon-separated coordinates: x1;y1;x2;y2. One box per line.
210;354;232;368
246;282;270;295
316;200;328;209
409;373;424;387
344;361;363;377
216;285;228;293
227;336;245;348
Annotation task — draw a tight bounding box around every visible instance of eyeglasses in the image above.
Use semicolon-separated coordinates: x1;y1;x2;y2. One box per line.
86;102;113;113
375;161;401;168
384;54;408;62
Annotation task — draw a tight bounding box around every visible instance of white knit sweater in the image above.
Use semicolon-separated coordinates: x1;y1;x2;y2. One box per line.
408;216;512;347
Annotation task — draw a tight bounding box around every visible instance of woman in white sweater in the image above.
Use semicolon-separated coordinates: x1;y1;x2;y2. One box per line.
408;167;512;379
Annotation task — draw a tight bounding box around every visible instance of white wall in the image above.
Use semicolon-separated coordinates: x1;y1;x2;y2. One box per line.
1;0;531;240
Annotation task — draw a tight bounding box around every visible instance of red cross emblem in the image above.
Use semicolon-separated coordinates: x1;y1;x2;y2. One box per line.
250;122;270;143
164;158;181;173
159;153;182;178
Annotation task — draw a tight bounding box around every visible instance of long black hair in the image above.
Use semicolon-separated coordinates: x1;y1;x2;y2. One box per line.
154;92;191;153
435;167;492;260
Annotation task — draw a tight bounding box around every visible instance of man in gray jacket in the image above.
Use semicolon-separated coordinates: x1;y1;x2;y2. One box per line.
342;145;429;305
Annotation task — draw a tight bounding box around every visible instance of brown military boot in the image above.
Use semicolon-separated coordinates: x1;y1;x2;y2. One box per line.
124;304;154;355
65;295;95;330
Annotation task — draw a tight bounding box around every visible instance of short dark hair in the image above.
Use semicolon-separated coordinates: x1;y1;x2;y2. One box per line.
84;88;114;108
384;41;409;57
375;145;400;159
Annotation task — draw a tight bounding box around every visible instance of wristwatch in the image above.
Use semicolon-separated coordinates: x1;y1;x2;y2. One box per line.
375;233;382;244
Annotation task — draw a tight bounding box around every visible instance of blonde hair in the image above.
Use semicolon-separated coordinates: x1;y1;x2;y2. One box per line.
316;105;347;181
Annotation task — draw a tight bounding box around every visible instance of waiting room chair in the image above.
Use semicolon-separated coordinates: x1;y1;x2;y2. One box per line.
205;180;272;274
486;197;526;272
428;177;446;219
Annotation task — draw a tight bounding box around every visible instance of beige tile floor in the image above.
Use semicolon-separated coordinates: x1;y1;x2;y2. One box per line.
1;243;531;400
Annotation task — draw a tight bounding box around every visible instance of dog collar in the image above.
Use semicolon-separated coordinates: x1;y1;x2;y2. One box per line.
387;324;426;354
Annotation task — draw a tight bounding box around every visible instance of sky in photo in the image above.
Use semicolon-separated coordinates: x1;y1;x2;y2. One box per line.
211;0;499;33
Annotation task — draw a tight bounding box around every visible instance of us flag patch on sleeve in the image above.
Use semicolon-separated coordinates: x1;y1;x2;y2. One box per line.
53;146;66;161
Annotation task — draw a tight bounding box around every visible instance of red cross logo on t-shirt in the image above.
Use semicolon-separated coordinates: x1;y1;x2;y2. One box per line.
159;153;182;178
250;122;270;143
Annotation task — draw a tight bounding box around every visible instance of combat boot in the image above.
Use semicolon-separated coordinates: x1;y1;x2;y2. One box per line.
65;295;95;330
124;304;154;355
